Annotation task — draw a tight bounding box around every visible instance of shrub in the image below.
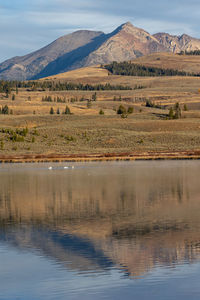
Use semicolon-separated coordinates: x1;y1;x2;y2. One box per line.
127;106;134;114
0;140;4;150
1;105;9;115
146;100;154;107
87;101;92;109
92;92;97;101
168;103;182;119
121;113;128;118
117;105;126;115
65;135;76;142
32;128;39;136
168;107;174;119
99;109;104;115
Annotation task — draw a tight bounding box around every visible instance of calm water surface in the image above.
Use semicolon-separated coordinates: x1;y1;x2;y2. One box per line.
0;160;200;299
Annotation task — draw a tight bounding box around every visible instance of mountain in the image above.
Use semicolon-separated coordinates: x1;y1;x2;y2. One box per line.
1;22;200;80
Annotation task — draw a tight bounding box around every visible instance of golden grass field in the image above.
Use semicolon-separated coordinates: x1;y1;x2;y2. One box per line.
132;52;200;73
0;53;200;160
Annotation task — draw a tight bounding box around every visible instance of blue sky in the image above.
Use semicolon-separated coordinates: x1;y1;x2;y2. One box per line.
1;0;200;62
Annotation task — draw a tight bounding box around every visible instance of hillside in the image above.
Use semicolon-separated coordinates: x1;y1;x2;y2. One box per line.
42;52;200;81
43;65;109;81
132;52;200;74
1;22;200;80
81;22;167;66
0;30;106;81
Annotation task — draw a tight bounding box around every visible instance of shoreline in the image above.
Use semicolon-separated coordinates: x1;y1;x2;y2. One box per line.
0;150;200;163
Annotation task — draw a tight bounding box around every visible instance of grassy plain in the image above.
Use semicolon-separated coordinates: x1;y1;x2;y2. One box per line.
0;53;200;160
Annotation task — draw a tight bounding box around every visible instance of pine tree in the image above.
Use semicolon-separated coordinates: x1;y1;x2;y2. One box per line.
174;102;181;119
168;107;174;119
50;107;54;114
64;105;71;114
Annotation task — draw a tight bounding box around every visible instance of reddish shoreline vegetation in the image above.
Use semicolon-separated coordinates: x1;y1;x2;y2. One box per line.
1;150;200;163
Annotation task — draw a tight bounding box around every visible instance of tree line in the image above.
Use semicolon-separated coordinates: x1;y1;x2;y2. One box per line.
0;79;132;93
178;50;200;56
104;61;200;77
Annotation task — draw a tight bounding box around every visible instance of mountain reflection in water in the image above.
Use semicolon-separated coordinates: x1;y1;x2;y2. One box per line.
0;161;200;281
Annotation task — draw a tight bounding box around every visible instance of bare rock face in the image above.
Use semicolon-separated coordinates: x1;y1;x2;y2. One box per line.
153;32;200;53
84;22;168;66
1;22;200;80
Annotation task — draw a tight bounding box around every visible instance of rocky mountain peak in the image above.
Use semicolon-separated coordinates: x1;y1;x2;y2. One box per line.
121;21;135;29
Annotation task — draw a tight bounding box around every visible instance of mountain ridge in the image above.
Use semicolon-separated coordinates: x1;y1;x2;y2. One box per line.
1;22;200;80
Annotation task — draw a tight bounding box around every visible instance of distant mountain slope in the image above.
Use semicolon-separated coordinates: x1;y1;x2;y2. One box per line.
153;33;200;53
1;22;200;80
82;22;167;66
0;30;106;80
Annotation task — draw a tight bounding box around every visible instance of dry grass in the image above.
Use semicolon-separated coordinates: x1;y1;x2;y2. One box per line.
1;56;200;157
44;65;109;80
1;114;200;157
1;75;200;115
132;52;200;73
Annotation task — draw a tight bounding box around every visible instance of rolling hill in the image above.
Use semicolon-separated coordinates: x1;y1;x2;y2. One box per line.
42;52;200;81
132;52;200;74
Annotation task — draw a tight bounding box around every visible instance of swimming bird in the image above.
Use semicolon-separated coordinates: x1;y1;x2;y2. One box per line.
48;166;53;170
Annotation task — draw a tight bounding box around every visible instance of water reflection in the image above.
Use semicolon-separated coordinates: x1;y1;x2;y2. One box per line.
0;161;200;288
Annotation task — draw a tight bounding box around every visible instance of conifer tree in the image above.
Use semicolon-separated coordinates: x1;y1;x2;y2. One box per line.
50;107;54;114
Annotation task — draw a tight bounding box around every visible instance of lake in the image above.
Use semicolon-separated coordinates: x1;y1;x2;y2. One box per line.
0;160;200;300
